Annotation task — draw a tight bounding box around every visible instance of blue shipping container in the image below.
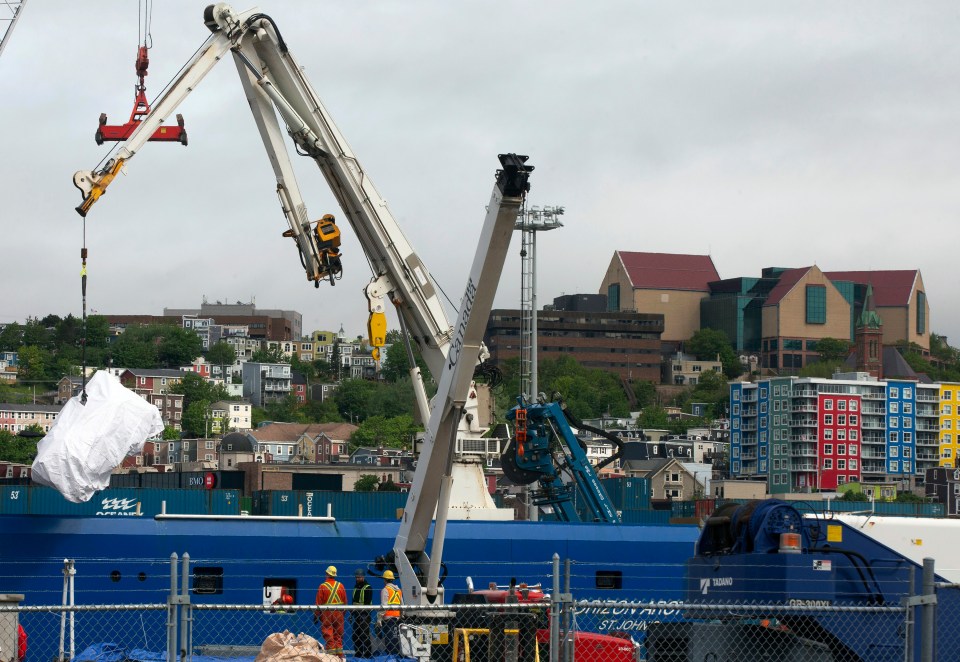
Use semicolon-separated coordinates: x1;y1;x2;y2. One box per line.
0;485;29;514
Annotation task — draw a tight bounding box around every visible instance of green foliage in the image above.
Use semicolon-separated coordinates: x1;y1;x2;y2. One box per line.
162;426;181;440
688;328;743;379
676;370;730;419
251;345;288;364
378;476;401;492
815;337;853;363
16;345;48;384
300;398;343;423
206;341;237;378
839;490;870;502
182;400;212;438
0;322;23;351
263;394;309;423
354;474;379;492
290;354;315;381
894;491;925;503
0;430;39;463
349;414;418;450
171;372;230;436
638;406;669;429
496;356;630;420
334;379;379;422
799;361;842;378
381;334;428;383
631;380;657;409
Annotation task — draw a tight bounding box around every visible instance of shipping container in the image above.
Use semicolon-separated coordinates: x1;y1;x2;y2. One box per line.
599;477;651;511
140;472;180;489
209;489;242;515
619;509;673;525
291;473;342;491
0;485;28;514
109;473;141;488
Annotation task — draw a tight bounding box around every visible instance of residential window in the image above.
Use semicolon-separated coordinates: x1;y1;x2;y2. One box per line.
890;432;899;443
823;459;833;470
824;429;833;440
850;430;859;441
824;414;833;425
806;285;827;324
850;400;858;412
850;415;858;426
837;429;846;440
838;400;847;411
824;444;833;455
917;292;926;334
890;387;899;398
903;432;912;444
904;461;912;473
838;459;846;470
904;387;913;399
849;459;858;470
889;461;899;472
838;444;846;455
889;417;899;428
904;402;913;414
760;388;768;398
838;415;847;426
903;447;912;458
849;444;858;455
890;446;899;458
838;475;846;484
824;399;834;411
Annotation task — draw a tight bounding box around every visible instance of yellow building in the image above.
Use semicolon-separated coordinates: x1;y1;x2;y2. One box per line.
940;383;960;468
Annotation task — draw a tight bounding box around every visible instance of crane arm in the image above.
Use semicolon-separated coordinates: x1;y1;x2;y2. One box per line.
73;3;451;372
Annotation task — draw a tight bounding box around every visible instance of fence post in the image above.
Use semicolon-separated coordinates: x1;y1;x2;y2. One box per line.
904;563;915;662
167;553;178;662
180;553;192;662
550;555;560;662
562;559;572;662
921;558;935;662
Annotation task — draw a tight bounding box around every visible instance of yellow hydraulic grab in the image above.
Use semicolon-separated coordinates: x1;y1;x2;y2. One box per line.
313;214;343;285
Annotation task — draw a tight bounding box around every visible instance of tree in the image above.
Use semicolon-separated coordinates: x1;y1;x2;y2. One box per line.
354;474;379;492
207;341;237;382
687;328;743;379
182;400;212;438
171;372;230;435
839;490;869;502
301;397;343;423
815;337;853;363
158;327;204;368
638;406;669;429
251;345;288;364
380;333;428;383
0;430;40;463
162;426;181;440
263;394;309;423
334;379;378;422
0;322;23;351
349;414;418;450
16;345;49;385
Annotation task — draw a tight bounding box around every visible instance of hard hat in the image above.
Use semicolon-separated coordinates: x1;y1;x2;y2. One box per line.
382;570;395;581
326;565;337;577
321;213;336;222
355;568;365;577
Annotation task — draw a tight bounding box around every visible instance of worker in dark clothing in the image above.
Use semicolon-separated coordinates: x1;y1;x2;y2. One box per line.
351;568;373;658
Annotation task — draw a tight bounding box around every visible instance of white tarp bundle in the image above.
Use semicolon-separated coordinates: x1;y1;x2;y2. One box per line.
31;371;164;503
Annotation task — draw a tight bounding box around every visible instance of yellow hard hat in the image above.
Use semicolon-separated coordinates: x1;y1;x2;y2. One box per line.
326;565;337;577
382;570;395;581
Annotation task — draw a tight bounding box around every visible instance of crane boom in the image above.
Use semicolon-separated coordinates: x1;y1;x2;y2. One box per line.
71;2;533;605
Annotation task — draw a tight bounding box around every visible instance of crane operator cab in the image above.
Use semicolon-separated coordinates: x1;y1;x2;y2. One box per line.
313;214;343;285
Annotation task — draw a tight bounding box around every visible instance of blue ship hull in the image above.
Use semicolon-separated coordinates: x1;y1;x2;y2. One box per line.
2;514;699;606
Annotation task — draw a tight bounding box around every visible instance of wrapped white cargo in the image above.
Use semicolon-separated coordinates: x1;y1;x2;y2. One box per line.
31;371;164;503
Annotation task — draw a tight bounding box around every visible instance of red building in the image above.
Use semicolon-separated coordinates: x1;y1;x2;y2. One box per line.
817;393;862;490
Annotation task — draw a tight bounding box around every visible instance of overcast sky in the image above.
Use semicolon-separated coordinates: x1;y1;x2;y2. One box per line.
3;1;959;345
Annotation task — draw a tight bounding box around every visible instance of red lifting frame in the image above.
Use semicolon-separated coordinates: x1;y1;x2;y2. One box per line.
96;45;187;145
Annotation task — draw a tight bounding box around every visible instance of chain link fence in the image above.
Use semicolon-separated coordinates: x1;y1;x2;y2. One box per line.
5;555;960;661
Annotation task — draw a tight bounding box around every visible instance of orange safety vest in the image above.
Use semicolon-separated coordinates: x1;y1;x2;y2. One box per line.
323;580;345;605
384;583;402;618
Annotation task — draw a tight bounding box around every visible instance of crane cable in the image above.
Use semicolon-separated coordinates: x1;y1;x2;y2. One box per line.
138;0;153;50
80;218;89;405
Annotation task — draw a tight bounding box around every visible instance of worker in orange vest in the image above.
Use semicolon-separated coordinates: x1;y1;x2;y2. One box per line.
377;570;402;655
313;565;347;658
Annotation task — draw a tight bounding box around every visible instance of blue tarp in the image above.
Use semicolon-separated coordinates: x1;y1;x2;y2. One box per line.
73;643;414;662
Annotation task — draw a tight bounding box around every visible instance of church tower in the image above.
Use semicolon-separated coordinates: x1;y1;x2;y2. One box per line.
855;284;883;379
